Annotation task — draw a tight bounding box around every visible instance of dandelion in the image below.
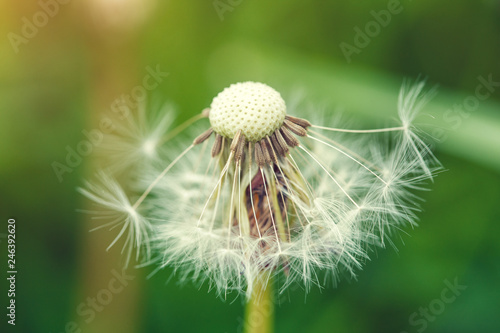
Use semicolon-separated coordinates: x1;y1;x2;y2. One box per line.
80;81;439;324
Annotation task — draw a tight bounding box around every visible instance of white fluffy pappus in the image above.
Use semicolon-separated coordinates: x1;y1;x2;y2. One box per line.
80;81;440;299
95;101;180;175
78;171;153;268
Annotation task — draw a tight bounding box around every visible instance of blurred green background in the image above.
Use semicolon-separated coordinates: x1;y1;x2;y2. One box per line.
1;1;499;332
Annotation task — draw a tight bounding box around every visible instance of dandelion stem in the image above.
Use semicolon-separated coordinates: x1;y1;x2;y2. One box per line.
244;276;274;333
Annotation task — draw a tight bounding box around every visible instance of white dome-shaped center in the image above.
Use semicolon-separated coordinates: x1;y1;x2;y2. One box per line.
209;82;287;142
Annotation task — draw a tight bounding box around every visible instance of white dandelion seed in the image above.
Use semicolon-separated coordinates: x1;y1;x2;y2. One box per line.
78;171;153;268
80;81;440;298
96;102;177;175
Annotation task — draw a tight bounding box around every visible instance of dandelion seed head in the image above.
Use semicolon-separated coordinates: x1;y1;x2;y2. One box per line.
209;81;286;141
80;80;441;299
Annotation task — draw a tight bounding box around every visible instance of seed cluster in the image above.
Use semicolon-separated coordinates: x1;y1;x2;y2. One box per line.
194;115;311;167
195;82;311;167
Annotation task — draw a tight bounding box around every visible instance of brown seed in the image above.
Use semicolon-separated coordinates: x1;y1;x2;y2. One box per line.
211;134;223;157
273;130;289;156
230;129;242;152
285;115;312;129
265;137;279;164
280;127;300;147
234;133;246;163
260;138;273;165
254;141;266;168
248;141;253;166
270;132;284;157
284;119;307;137
193;128;214;145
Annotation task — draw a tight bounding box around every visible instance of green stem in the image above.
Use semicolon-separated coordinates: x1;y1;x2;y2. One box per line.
244;276;274;333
